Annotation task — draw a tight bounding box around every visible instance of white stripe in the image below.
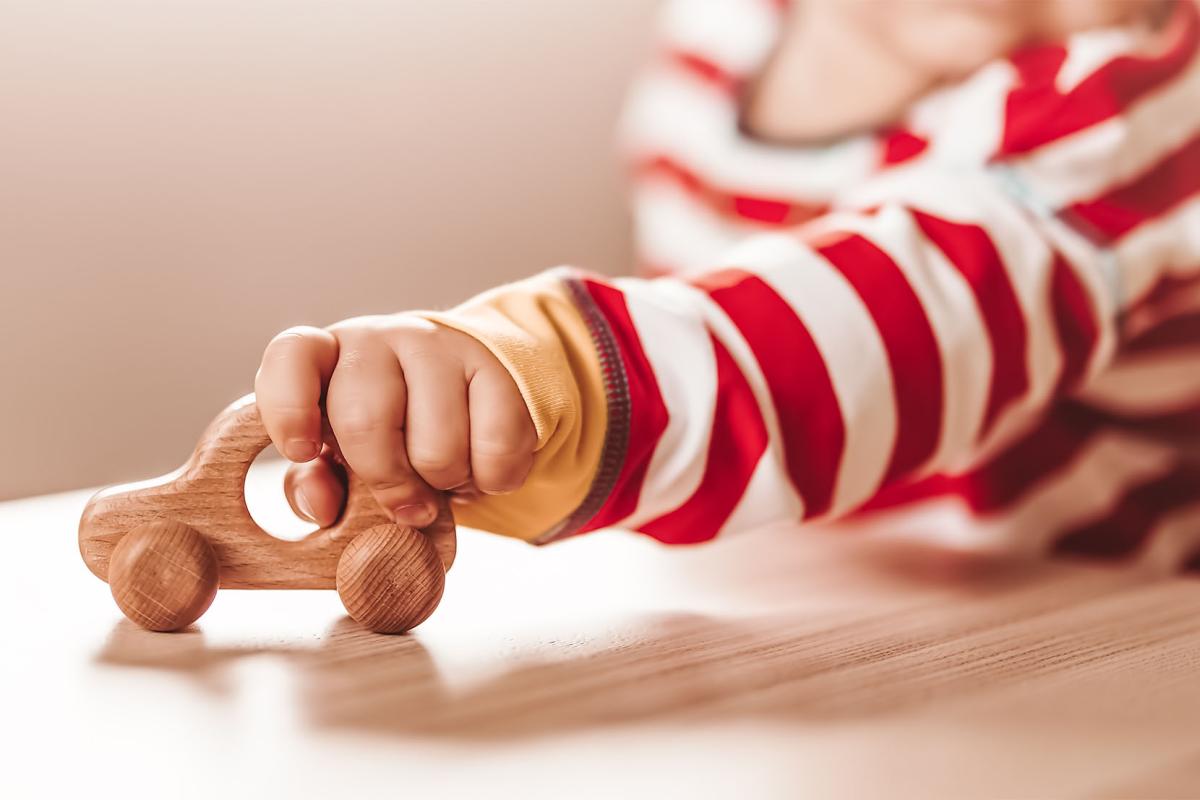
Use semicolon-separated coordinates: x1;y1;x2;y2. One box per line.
836;431;1178;557
615;277;806;529
1033;203;1119;389
1008;46;1200;208
808;204;994;478
723;233;898;514
620;69;879;198
658;0;779;76
633;181;750;275
616;279;718;529
717;449;796;537
1114;194;1200;308
963;184;1067;452
1135;502;1200;575
908;60;1014;165
1076;348;1200;414
1056;26;1146;92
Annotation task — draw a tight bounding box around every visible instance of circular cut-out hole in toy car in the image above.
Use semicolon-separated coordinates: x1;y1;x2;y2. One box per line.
244;451;320;541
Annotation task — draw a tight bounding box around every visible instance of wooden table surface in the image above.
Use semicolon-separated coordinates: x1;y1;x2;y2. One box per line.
5;461;1200;799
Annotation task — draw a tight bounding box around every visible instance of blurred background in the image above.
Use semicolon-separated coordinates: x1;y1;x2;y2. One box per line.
1;0;656;500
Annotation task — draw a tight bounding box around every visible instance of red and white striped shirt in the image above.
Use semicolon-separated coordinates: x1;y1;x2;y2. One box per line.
504;0;1200;573
439;0;1200;571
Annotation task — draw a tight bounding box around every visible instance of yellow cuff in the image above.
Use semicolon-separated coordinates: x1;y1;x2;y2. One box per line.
416;269;608;542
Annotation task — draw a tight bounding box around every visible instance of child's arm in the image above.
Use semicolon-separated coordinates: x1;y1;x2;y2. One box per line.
258;5;1200;546
407;170;1118;545
252;154;1166;545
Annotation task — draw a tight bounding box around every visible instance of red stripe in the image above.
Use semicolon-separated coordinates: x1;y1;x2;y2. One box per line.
880;127;930;166
1050;253;1102;392
696;269;845;518
912;211;1029;435
637;156;701;192
732;196;791;224
1000;2;1199;156
577;280;670;532
814;232;943;483
1185;548;1200;572
638;333;769;544
860;403;1101;515
1127;270;1200;313
665;51;741;94
1126;311;1200;353
1066;134;1200;242
1065;398;1200;439
1053;461;1200;559
635;155;829;228
999;43;1069;155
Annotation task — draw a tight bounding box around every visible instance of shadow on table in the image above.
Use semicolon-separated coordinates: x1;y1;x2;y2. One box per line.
93;538;1165;741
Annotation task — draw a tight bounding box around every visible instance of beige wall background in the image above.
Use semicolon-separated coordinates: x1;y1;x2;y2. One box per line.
0;0;657;500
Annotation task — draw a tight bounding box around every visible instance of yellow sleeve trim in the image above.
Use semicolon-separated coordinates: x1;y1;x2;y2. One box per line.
416;269;608;542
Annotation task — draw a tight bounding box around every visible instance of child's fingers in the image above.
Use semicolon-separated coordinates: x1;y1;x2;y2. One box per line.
283;447;346;527
467;360;536;495
400;346;471;491
423;493;457;571
325;333;439;528
255;326;338;462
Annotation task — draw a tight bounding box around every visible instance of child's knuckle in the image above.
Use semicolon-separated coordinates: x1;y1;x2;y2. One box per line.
331;403;388;441
409;449;465;478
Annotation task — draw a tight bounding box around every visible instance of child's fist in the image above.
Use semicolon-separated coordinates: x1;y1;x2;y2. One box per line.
254;316;536;528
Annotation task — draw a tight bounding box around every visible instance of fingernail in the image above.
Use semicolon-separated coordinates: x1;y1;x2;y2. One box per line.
392;503;435;527
285;439;319;462
295;487;316;522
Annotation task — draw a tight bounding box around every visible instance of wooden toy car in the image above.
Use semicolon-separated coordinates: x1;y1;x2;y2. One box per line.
78;394;455;633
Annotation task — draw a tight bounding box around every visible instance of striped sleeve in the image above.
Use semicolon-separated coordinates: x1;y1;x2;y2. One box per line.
424;170;1116;544
559;172;1117;544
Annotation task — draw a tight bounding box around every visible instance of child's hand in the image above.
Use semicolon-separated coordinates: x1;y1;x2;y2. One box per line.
254;316;536;529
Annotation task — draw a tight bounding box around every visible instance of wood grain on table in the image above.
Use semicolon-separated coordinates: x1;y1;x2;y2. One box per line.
3;461;1200;799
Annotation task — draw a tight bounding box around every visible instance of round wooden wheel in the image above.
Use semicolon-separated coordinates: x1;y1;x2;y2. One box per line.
335;524;445;634
108;520;220;632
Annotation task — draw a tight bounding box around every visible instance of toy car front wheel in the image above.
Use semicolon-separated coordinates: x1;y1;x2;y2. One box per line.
335;523;444;634
107;520;220;631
